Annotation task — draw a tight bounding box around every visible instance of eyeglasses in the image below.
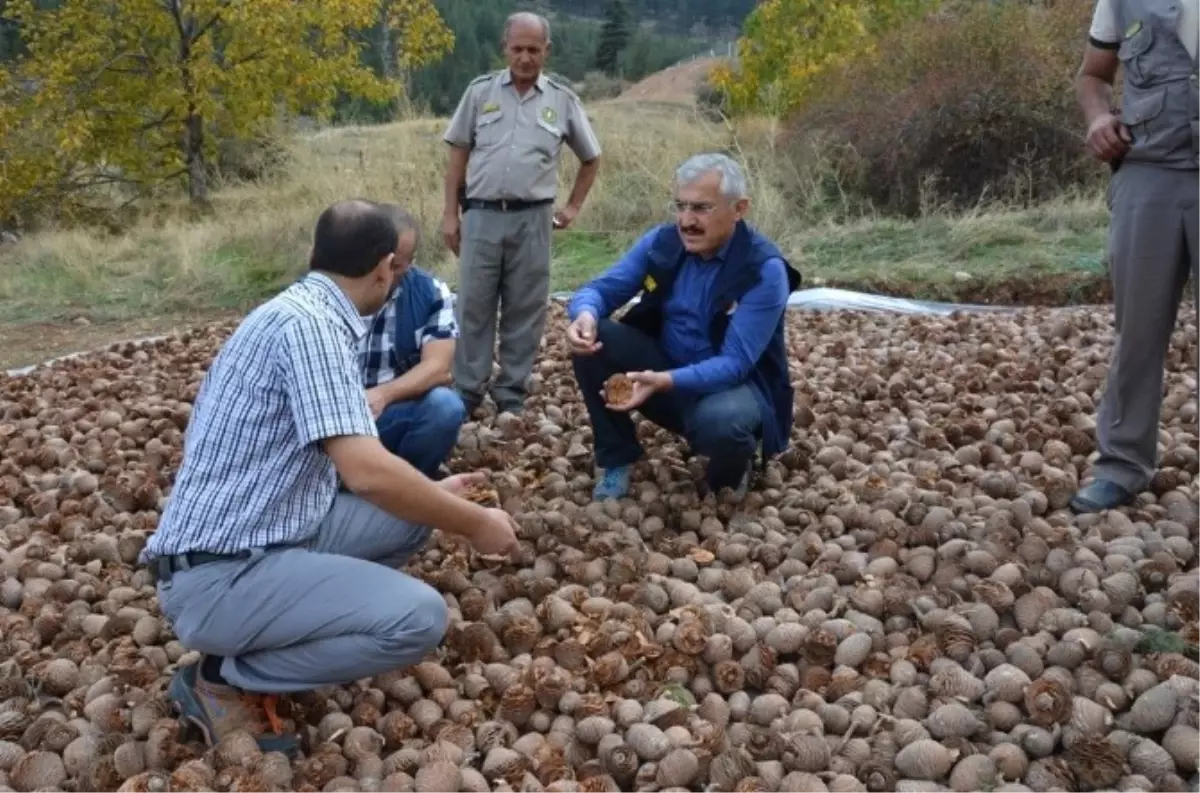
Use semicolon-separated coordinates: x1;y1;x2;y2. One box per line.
667;200;716;216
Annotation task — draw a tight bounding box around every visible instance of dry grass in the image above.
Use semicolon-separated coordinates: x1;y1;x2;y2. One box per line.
0;103;778;320
0;100;1111;329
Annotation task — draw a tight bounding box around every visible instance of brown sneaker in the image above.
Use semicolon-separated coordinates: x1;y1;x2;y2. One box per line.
167;656;299;755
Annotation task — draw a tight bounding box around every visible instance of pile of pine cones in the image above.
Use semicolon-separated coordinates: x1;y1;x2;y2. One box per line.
0;302;1197;792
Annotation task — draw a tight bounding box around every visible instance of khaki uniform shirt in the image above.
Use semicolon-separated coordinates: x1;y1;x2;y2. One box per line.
1090;0;1197;58
443;69;602;203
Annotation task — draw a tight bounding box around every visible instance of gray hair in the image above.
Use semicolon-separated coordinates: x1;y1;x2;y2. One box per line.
674;153;748;201
503;12;550;44
379;203;422;250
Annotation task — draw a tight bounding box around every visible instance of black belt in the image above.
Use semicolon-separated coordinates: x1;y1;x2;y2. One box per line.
462;197;552;212
152;549;252;583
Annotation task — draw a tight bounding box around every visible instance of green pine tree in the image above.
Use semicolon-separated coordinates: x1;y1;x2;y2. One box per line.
594;0;632;76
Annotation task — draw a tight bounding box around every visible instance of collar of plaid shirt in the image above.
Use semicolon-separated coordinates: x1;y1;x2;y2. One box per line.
305;272;370;342
359;275;407;387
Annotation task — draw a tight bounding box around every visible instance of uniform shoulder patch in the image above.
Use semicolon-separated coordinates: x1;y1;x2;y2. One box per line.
468;71;498;86
544;73;582;100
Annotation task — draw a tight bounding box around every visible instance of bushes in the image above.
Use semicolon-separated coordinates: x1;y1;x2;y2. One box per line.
213;135;292;185
783;0;1102;217
709;0;936;117
577;70;628;102
695;82;728;121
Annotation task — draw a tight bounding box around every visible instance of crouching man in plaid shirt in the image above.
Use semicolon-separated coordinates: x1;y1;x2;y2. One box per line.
359;204;467;478
141;199;519;753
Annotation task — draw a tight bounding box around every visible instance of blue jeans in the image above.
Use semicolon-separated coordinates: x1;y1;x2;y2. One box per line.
375;386;465;477
571;319;762;491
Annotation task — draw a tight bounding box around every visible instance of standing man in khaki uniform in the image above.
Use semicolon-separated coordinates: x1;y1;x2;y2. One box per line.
1069;0;1198;512
441;11;602;417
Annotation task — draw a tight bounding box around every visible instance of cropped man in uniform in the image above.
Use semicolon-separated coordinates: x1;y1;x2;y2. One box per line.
1069;0;1198;512
441;11;602;417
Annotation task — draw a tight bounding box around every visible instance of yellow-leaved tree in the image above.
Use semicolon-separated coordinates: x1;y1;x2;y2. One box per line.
709;0;939;116
0;0;453;221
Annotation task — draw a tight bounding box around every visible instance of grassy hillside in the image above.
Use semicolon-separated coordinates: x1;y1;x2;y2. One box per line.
0;0;1117;351
0;100;1111;336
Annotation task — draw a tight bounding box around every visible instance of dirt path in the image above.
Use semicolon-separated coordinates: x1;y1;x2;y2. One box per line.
0;311;242;373
611;57;724;105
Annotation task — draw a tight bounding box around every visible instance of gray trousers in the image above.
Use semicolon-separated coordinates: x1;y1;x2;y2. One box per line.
155;494;446;694
1094;162;1199;491
453;204;554;405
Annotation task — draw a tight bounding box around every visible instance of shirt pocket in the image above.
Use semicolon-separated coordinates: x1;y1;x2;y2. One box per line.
533;116;564;157
473;111;505;148
1118;21;1157;87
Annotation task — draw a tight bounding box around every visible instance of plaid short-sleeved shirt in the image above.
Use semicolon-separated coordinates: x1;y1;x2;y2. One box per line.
359;269;458;389
141;273;378;561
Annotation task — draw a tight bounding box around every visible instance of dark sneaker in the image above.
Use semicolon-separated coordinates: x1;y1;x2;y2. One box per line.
729;466;752;502
1069;479;1134;514
495;398;525;416
167;657;300;755
455;389;482;420
593;464;632;499
704;461;753;504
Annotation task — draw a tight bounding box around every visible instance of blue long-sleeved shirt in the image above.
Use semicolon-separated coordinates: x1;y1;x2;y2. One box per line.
567;228;789;395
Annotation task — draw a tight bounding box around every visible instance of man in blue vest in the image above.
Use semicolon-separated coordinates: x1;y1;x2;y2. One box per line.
566;153;802;501
359;205;466;478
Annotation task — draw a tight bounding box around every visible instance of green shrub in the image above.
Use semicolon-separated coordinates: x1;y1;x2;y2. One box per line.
213;134;292;185
696;81;728;122
785;0;1103;217
577;70;627;101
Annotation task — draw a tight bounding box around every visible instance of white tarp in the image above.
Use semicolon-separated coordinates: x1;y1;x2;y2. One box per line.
784;287;1015;315
551;286;1017;316
5;287;1027;379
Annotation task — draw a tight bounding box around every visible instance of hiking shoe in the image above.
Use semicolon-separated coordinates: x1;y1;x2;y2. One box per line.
705;461;753;504
593;465;632;499
730;466;752;502
456;390;482;420
494;396;525;415
1069;479;1134;514
167;657;300;755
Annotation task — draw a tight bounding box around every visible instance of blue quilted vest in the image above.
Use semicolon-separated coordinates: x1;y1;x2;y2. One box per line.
387;267;441;378
618;220;802;460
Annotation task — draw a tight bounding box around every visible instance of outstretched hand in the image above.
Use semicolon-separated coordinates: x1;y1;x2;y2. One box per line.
604;370;671;412
567;312;601;355
436;472;519;560
437;471;486;496
472;508;521;560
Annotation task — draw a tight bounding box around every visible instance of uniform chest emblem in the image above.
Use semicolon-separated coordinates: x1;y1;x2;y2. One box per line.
482;101;500;113
643;275;657;292
540;106;558;124
1124;19;1143;38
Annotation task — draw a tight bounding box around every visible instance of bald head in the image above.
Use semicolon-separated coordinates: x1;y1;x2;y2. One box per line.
503;12;550;44
309;199;398;278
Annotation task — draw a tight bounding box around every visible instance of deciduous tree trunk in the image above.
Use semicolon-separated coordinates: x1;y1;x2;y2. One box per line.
185;109;208;206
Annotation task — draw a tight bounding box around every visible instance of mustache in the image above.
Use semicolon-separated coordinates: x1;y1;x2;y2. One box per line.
680;226;703;235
